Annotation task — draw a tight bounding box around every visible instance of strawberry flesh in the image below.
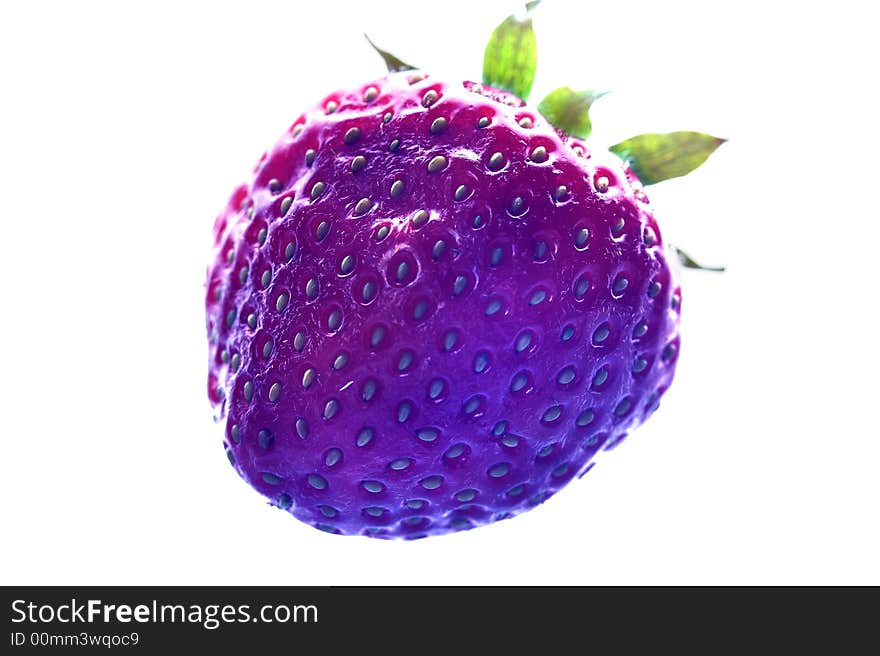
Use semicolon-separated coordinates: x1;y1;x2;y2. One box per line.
206;72;680;538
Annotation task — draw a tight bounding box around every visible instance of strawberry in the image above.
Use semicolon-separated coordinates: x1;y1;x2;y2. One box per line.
205;6;724;538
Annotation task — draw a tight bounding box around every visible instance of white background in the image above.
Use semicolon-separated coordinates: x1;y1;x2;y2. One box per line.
1;0;877;585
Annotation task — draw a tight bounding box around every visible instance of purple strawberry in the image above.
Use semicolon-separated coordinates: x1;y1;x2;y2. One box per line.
205;9;723;539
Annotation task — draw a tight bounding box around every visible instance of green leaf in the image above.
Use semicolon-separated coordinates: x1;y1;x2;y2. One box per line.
364;34;416;73
672;246;725;272
482;3;540;101
609;131;726;185
537;87;607;139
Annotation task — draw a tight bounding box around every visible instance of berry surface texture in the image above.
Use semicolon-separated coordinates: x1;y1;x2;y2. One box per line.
205;71;681;539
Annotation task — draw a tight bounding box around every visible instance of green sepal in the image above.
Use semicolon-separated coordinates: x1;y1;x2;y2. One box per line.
610;131;726;185
482;2;540;101
673;246;726;272
364;34;416;73
537;87;607;139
